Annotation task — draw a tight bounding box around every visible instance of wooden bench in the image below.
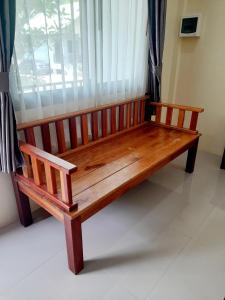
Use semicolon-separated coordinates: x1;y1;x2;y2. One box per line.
221;148;225;169
12;96;204;274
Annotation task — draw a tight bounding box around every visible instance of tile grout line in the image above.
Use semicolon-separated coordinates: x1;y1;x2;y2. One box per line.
144;207;218;300
144;236;192;300
101;285;141;300
0;247;65;298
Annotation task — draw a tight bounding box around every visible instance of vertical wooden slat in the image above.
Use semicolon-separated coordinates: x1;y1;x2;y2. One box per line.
119;104;124;131
22;153;33;178
69;117;78;149
44;163;57;194
60;171;73;205
31;157;43;186
101;109;108;137
140;100;146;123
177;109;185;128
165;107;173;125
24;128;36;146
91;111;99;141
155;106;162;123
41;124;51;153
81;114;89;145
133;101;139;126
111;106;116;134
189;111;199;131
55;120;66;153
126;103;131;128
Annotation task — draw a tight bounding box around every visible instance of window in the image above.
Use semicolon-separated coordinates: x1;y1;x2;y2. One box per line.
12;0;148;122
67;40;73;53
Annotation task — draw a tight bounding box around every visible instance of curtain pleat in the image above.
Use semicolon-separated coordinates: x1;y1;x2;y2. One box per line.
0;0;23;173
146;0;167;118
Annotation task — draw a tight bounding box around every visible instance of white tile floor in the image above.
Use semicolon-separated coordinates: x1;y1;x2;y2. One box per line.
0;151;225;300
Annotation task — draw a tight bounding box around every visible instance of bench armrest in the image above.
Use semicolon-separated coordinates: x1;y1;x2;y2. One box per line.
148;101;204;133
149;102;204;113
20;142;77;174
18;142;77;212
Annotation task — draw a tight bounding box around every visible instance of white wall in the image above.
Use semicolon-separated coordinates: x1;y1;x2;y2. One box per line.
0;174;18;228
162;0;225;156
161;0;187;101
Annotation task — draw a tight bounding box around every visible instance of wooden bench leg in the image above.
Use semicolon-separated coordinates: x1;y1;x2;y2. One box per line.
220;149;225;170
64;215;84;275
185;138;199;173
11;173;33;227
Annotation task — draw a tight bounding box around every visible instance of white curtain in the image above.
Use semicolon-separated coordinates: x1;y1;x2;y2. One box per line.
11;0;148;123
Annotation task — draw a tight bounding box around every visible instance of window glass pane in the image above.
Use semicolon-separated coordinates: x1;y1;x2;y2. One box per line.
13;0;148;120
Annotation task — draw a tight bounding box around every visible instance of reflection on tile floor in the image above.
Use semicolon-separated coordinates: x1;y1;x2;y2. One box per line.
0;151;224;300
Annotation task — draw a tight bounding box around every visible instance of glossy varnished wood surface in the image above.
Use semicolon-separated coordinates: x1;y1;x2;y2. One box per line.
15;99;203;274
12;96;203;274
16;99;204;220
57;123;200;220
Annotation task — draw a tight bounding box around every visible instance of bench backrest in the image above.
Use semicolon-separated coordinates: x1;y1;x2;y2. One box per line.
17;96;148;156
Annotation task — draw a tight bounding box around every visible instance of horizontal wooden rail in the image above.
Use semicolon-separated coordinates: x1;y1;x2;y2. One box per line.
148;101;204;134
17;96;149;130
20;143;77;174
19;142;77;212
149;101;204;113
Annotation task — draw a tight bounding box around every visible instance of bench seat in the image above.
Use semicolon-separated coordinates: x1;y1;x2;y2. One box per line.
60;124;199;221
